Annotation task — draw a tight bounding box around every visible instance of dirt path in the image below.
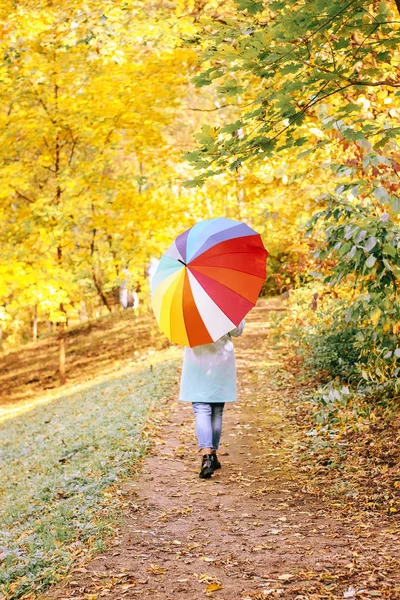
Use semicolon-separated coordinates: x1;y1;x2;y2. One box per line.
45;301;400;600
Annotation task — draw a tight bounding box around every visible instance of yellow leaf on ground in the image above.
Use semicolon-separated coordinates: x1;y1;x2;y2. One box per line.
147;564;167;575
206;583;224;592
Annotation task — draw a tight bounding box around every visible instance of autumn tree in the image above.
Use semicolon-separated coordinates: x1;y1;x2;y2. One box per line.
0;0;200;376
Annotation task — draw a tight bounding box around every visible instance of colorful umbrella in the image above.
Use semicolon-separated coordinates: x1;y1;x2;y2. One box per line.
151;217;268;347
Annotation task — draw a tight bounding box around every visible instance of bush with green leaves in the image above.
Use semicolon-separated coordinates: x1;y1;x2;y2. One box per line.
302;199;400;403
303;314;361;382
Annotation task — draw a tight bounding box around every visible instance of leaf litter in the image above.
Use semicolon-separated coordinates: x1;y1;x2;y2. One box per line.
4;300;400;600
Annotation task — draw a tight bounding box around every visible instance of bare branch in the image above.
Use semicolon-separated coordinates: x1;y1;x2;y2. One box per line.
352;23;380;60
30;83;57;125
12;188;35;204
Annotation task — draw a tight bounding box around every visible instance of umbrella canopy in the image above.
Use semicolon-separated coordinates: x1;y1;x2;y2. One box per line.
151;217;268;347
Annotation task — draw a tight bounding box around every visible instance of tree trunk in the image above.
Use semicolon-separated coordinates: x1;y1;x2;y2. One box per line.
90;224;112;312
107;234;119;277
395;0;400;17
32;305;38;341
58;298;67;386
78;301;88;323
92;269;112;312
59;322;66;385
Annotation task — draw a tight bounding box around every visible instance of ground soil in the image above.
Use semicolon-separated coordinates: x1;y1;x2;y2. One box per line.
44;301;400;600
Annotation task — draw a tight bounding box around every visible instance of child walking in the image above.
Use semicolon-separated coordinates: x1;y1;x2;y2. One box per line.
179;320;245;478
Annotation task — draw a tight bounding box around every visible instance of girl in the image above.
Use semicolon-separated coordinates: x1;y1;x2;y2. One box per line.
179;320;245;478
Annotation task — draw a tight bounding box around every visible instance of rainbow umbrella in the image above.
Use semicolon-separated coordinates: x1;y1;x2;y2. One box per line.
151;217;268;347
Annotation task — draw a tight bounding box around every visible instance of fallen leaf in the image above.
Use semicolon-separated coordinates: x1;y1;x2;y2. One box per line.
147;564;166;575
343;586;356;599
120;583;137;591
278;573;294;581
206;583;224;592
201;557;216;562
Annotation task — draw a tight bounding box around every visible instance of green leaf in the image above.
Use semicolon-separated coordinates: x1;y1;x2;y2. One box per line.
392;197;400;213
371;306;382;326
275;95;293;114
364;237;377;252
339;242;352;256
281;63;303;75
340;103;361;114
365;255;377;268
293;136;309;147
382;258;393;271
269;1;285;8
373;187;390;202
194;124;217;144
221;121;244;134
296;147;316;159
383;243;397;258
235;0;264;13
318;70;338;81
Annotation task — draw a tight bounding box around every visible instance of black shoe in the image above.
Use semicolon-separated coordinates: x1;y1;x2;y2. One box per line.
211;453;221;470
199;454;214;479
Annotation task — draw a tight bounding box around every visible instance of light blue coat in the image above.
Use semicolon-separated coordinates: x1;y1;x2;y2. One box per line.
179;321;245;403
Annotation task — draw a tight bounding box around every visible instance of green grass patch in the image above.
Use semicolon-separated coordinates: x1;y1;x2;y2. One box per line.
0;348;180;599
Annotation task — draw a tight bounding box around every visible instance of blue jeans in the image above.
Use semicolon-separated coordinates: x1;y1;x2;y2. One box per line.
192;403;225;451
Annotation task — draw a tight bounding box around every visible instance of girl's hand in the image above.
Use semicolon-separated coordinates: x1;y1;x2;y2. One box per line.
229;320;245;338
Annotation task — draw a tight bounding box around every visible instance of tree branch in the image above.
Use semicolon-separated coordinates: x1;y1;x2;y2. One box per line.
304;60;400;87
30;83;57;125
12;188;35;204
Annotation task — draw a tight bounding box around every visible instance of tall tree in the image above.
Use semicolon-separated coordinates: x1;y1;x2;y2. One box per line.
0;0;197;369
186;0;400;206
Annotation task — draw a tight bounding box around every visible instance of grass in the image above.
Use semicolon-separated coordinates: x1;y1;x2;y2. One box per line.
0;347;181;600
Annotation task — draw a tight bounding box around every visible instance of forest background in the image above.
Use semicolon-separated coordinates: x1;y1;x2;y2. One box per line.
1;1;400;598
1;0;399;406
